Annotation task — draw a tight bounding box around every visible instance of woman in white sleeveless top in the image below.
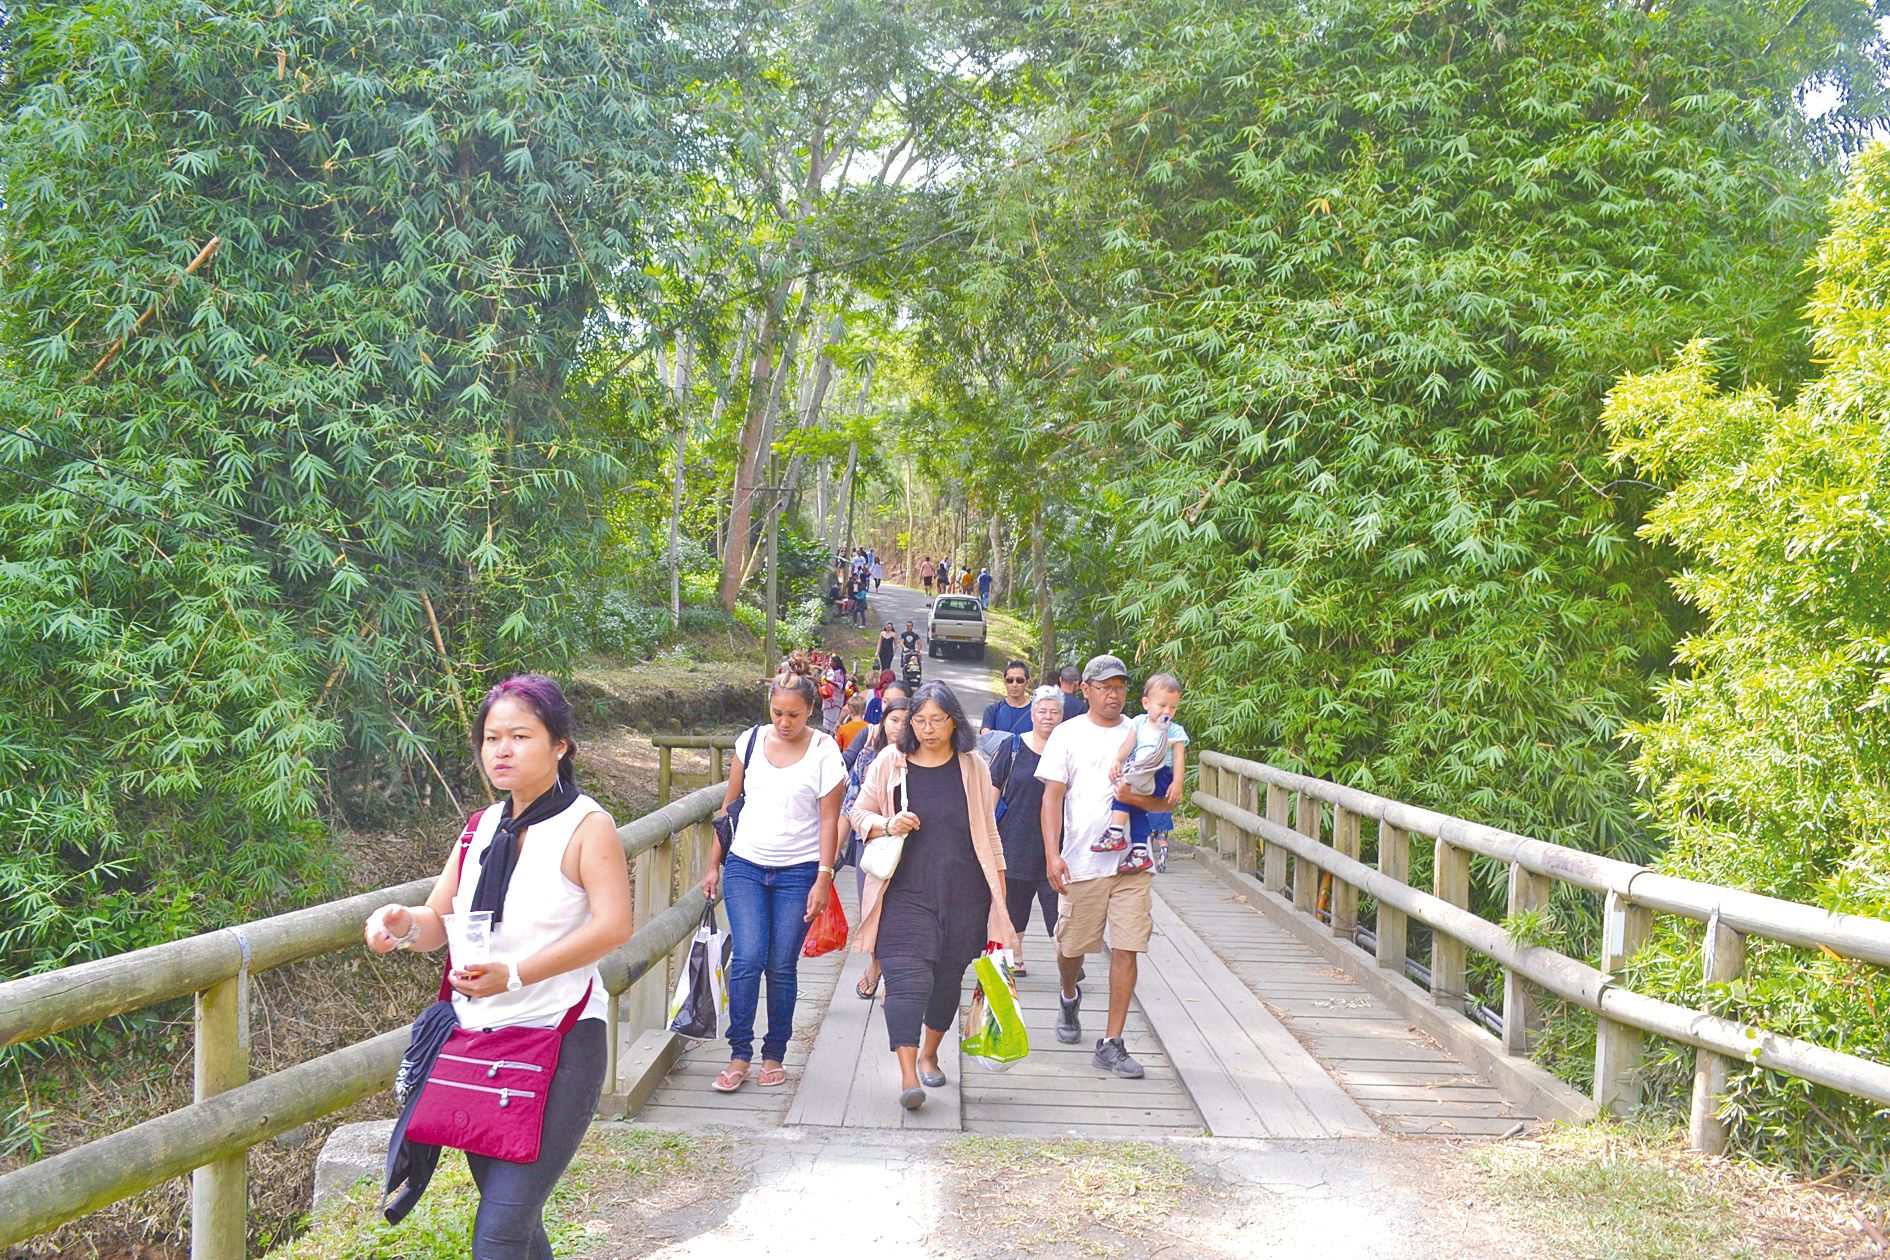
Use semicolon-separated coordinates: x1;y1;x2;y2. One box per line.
366;675;630;1259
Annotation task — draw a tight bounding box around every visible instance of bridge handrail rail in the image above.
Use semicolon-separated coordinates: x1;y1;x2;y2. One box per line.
0;782;726;1253
1194;751;1890;1153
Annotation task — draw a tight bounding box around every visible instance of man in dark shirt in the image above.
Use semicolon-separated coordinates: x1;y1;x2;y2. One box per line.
1058;665;1088;722
900;621;923;655
981;660;1036;736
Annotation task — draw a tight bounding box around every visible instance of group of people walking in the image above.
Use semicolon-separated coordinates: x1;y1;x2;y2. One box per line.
916;555;993;607
363;651;1187;1255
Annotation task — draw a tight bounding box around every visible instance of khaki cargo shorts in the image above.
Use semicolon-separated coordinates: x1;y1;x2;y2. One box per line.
1054;871;1154;957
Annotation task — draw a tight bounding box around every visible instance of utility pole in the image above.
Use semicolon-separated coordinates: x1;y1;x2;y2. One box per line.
760;484;785;669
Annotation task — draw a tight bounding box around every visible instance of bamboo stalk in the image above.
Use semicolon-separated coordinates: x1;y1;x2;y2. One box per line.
86;237;222;381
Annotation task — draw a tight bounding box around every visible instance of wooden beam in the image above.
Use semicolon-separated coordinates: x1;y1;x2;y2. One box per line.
1293;791;1320;916
1689;914;1746;1154
1330;807;1361;940
1375;820;1409;975
1432;839;1469;1012
1502;864;1551;1056
1594;890;1652;1113
1263;784;1289;892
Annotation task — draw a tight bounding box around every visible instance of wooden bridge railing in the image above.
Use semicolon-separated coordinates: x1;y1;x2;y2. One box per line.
653;732;740;805
1193;751;1890;1154
0;783;725;1257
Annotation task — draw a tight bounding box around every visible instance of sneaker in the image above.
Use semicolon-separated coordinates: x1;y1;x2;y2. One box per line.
1117;844;1153;875
1093;1037;1145;1079
1091;824;1128;853
1056;985;1083;1044
1152;831;1171;874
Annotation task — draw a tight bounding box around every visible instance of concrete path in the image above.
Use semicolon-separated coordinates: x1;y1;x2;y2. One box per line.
861;583;999;721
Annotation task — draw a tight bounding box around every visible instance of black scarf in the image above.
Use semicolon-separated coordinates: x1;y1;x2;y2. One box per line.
469;769;579;927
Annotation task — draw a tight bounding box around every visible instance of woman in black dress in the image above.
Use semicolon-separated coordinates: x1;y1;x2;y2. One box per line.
847;682;1017;1109
988;685;1066;975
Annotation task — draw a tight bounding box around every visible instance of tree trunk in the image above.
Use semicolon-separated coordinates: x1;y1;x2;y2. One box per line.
717;282;787;610
1032;506;1056;680
666;338;694;630
988;511;1007;605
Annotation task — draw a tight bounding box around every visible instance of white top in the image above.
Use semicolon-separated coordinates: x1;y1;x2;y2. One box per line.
731;726;847;867
450;793;610;1029
1036;714;1132;883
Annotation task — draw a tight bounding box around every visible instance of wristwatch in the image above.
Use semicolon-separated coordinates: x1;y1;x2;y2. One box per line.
505;962;524;993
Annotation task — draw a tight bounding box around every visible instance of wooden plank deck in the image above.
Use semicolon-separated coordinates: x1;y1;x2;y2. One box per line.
1155;850;1541;1138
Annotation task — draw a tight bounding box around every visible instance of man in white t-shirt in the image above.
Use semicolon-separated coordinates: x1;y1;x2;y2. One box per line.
1035;654;1149;1079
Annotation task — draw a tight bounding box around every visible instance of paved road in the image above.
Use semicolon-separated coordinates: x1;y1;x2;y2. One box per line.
860;583;1000;726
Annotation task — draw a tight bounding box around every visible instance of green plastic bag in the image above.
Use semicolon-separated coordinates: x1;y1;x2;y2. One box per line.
961;949;1029;1070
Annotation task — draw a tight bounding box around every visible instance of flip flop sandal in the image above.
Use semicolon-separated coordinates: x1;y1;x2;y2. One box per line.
712;1065;748;1093
857;974;881;1000
757;1065;789;1087
1012;963;1028;977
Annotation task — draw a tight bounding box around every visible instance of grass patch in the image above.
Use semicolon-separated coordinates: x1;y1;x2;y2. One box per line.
1469;1118;1884;1260
941;1136;1197;1257
274;1127;715;1259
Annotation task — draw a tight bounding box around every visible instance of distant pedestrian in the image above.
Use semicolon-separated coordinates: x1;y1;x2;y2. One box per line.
700;673;845;1094
977;567;992;608
1057;665;1087;723
989;686;1065;975
858;676;911;750
871;557;885;590
1036;654;1150;1079
960;568;976;595
900;620;923;658
821;656;849;734
848;683;1017;1109
920;557;936;596
876;621;898;674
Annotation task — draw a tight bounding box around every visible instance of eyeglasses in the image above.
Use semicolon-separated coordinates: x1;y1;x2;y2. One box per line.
909;715;952;729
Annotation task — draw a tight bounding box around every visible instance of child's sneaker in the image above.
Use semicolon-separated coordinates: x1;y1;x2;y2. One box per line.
1091;824;1128;853
1118;843;1153;874
1152;831;1171;873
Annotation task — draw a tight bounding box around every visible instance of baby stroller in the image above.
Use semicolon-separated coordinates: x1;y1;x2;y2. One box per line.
902;648;923;688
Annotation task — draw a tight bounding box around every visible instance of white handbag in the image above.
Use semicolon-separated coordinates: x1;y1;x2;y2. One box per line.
860;772;908;881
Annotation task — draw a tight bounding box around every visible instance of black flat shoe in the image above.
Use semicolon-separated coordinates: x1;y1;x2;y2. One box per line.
898;1087;926;1110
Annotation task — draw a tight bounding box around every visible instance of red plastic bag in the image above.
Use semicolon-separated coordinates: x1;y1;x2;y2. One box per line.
802;892;849;957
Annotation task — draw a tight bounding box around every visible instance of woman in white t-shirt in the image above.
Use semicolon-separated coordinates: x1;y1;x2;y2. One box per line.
699;673;846;1092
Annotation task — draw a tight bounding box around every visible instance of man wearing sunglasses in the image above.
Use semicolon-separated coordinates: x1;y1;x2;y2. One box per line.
980;661;1037;738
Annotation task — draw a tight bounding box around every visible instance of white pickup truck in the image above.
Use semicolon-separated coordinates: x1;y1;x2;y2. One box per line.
927;595;987;660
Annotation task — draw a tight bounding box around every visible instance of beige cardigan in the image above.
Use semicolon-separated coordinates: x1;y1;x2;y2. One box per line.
846;748;1017;956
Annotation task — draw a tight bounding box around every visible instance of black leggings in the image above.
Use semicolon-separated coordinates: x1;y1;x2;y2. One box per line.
879;952;971;1050
1006;877;1058;940
465;1018;607;1260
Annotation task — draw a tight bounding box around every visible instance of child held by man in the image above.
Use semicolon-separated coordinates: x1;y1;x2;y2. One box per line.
1094;674;1188;874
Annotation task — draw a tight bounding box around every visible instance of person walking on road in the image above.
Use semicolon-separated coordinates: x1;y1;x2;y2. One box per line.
989;685;1065;975
920;557;936;597
977;567;992;608
848;682;1018;1110
699;674;846;1094
1036;654;1150;1079
875;621;899;675
980;661;1036;738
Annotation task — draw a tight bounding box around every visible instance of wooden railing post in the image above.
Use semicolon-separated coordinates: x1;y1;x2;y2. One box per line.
657;746;673;806
1594;889;1652;1113
1690;913;1746;1154
710;744;726;784
1234;772;1260;874
1292;792;1320;915
1330;807;1361;939
191;960;247;1260
1263;784;1289;892
1431;839;1469;1011
1502;864;1551;1056
626;832;676;1038
1375;821;1409;974
1200;761;1221;853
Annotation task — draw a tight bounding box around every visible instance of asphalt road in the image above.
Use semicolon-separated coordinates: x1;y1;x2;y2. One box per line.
859;582;1000;727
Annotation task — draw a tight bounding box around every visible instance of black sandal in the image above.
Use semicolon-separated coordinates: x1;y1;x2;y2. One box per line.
856;973;881;1000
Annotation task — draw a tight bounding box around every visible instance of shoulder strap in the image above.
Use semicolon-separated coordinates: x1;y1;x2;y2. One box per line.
555;979;595;1035
438;807;490;1002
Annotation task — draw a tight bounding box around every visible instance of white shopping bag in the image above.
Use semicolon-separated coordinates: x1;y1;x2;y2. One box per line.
667;900;733;1039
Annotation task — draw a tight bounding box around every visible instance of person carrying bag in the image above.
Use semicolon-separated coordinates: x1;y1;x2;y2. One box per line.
365;675;631;1259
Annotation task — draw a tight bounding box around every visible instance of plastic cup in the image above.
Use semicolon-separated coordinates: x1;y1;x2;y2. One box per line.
443;911;493;967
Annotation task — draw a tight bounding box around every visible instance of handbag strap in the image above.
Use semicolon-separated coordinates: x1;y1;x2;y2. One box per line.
436;808;489;1002
554;979;596;1035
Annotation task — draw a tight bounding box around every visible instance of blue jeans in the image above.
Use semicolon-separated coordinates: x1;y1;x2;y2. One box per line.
1126;766;1176;845
722;852;818;1063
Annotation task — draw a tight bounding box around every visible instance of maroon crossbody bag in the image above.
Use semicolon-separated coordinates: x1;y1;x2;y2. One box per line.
405;809;595;1164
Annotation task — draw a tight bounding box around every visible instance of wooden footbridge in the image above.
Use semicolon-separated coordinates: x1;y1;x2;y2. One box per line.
7;745;1890;1257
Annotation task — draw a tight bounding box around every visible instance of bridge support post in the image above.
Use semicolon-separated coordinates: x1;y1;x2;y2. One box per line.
1292;793;1320;916
627;833;677;1039
1593;890;1652;1113
1329;808;1360;939
1263;785;1289;892
191;972;248;1260
1689;914;1746;1154
1234;773;1259;874
1199;762;1221;853
1502;865;1550;1055
657;747;674;806
1375;821;1408;974
1431;840;1469;1012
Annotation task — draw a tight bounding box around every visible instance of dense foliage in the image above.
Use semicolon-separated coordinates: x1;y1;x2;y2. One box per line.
1604;147;1890;1173
1027;0;1887;871
0;0;678;971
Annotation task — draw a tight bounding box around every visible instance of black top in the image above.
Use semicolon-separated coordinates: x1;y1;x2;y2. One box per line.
989;735;1047;880
900;630;920;651
876;633;897;669
1061;692;1089;722
877;758;988;966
